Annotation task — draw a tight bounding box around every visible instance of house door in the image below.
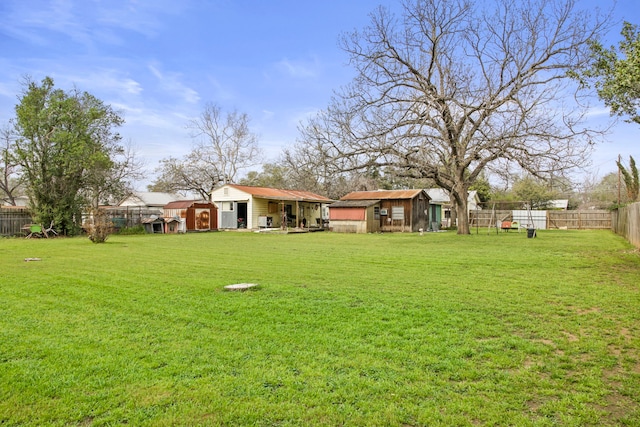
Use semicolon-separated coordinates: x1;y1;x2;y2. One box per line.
237;202;248;228
220;201;238;229
431;205;439;231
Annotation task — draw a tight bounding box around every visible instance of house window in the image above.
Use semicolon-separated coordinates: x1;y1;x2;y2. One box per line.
224;187;229;196
374;207;380;220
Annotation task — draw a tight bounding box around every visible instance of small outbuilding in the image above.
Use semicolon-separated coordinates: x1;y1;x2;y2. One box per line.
163;200;218;232
330;189;430;233
142;216;165;234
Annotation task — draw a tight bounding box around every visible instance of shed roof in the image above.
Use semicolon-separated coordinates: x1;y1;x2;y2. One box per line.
329;199;381;208
164;200;214;209
141;216;164;224
225;184;332;203
341;189;428;201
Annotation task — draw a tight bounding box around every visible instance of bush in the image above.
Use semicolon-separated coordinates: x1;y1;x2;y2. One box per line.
86;210;114;243
116;225;145;235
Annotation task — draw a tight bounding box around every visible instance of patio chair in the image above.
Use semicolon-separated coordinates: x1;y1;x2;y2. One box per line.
26;224;44;238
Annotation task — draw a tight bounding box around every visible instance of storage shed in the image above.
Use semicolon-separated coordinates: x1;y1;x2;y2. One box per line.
330;189;430;233
163;200;218;232
328;199;381;233
142;216;165;234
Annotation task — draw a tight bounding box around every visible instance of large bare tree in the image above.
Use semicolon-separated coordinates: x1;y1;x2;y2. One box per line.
152;103;262;200
0;123;22;206
297;0;608;234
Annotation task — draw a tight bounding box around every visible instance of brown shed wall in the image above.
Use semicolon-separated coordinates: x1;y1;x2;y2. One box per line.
379;198;429;232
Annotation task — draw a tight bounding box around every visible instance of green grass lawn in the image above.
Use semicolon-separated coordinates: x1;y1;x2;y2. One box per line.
1;230;639;426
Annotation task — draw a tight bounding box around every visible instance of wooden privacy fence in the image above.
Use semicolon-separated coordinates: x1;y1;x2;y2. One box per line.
0;207;33;236
547;210;611;230
470;209;611;230
612;202;640;248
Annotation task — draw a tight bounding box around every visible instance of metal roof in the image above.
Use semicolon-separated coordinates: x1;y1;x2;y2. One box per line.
329;199;381;208
121;192;180;207
226;184;332;203
340;189;428;201
164;200;214;209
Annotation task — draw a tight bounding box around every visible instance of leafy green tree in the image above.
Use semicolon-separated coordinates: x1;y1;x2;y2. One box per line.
469;173;492;203
582;172;625;209
239;163;289;188
13;76;126;236
512;176;559;209
617;155;639;202
577;22;640;123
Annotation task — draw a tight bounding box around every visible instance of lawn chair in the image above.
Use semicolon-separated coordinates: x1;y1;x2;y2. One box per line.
44;221;58;237
26;224;44;238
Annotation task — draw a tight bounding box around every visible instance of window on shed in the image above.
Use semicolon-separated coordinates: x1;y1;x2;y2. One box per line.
391;206;404;220
374;207;380;220
223;187;229;196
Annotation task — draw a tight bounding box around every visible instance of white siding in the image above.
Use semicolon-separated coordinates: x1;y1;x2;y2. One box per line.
513;210;547;230
211;186;252;228
211;186;251;203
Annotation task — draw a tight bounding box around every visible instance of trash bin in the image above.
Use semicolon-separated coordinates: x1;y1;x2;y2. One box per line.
527;228;536;238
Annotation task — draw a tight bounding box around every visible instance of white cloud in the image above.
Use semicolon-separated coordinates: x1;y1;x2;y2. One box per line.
275;57;320;79
0;82;15;99
585;106;612;118
148;63;200;104
95;0;192;39
72;71;143;96
0;0;193;49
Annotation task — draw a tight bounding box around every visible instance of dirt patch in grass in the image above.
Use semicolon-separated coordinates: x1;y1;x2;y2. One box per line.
601;390;637;424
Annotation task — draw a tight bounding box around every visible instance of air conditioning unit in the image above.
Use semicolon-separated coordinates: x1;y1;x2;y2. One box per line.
380;208;388;216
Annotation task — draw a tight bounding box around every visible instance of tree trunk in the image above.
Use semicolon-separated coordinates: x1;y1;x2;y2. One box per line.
448;193;457;229
456;197;470;235
452;186;470;235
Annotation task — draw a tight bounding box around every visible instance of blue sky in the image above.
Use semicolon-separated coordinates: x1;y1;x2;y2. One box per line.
0;0;638;190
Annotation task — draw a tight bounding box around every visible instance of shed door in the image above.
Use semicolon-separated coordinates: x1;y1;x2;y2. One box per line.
220;202;238;229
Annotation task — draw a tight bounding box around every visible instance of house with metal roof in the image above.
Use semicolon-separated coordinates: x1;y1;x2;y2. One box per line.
210;184;332;230
329;189;430;233
119;192;180;215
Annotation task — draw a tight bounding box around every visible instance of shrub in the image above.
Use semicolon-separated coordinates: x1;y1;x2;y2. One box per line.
116;225;145;235
85;210;114;243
